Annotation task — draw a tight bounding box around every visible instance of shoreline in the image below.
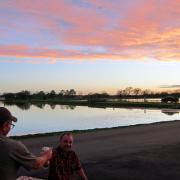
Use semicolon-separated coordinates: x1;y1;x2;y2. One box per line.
12;119;180;139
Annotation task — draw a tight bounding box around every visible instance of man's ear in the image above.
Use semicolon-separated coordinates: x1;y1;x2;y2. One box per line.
3;121;9;127
2;121;10;131
0;122;7;135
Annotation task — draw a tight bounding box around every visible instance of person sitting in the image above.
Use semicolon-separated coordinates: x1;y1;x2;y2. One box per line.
48;132;88;180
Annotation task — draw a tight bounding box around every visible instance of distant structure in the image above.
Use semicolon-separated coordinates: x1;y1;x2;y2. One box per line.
161;96;179;103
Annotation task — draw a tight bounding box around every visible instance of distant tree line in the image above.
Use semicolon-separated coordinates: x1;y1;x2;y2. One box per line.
1;89;77;100
116;87;180;99
1;87;180;101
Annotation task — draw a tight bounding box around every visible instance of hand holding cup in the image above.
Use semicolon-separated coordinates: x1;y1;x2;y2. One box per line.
41;146;52;167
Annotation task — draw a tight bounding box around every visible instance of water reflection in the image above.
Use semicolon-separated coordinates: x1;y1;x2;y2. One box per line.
3;101;31;110
121;98;161;102
33;103;46;109
1;98;162;110
161;109;179;116
59;105;76;110
2;101;76;110
2;102;179;136
2;101;180;116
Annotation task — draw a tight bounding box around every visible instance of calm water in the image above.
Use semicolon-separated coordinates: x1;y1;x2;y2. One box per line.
1;102;179;136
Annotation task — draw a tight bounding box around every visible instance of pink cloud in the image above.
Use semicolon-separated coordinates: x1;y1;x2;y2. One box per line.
0;0;179;63
0;58;55;64
0;43;154;62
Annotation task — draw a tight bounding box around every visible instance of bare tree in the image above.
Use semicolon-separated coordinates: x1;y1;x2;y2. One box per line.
133;88;142;96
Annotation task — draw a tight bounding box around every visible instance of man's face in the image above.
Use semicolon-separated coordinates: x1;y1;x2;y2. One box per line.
59;134;73;152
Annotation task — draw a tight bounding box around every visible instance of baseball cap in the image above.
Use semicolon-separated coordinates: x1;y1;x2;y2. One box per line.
0;107;17;124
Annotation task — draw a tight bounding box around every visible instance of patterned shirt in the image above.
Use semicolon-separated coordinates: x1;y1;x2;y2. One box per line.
48;147;82;180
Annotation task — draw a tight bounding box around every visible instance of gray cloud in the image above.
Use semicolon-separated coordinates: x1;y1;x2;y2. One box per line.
160;85;180;88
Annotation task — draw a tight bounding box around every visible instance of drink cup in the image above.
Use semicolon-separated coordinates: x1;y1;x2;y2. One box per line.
42;146;51;152
41;146;52;168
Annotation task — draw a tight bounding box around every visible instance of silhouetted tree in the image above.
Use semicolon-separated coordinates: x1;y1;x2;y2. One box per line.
47;90;56;99
133;88;142;96
16;91;31;100
33;91;46;99
3;93;16;100
69;89;76;96
64;90;69;96
124;87;134;95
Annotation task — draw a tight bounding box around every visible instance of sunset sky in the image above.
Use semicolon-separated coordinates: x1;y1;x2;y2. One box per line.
0;0;179;94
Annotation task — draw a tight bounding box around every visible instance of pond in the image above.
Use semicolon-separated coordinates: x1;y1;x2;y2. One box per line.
0;102;179;136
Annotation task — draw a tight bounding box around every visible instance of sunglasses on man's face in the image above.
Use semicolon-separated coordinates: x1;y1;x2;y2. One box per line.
9;122;15;129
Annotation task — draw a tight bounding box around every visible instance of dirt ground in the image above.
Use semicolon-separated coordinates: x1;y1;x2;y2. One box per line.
85;143;180;180
17;121;180;180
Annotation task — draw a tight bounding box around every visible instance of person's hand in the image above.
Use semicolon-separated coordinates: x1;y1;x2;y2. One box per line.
44;148;52;160
34;148;52;169
41;146;52;160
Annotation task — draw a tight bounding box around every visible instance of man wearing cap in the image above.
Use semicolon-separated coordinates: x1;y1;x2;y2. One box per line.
0;107;52;180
